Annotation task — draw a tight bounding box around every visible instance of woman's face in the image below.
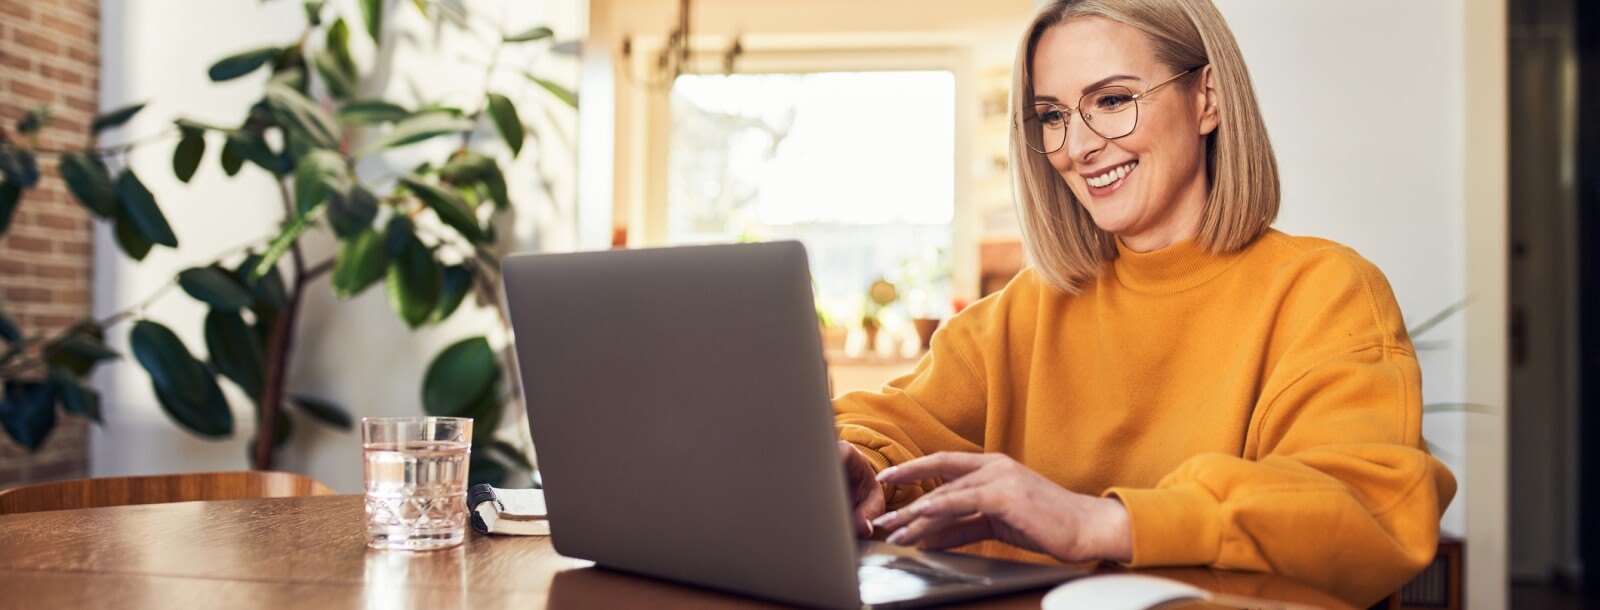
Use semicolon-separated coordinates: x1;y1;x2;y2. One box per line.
1031;17;1217;251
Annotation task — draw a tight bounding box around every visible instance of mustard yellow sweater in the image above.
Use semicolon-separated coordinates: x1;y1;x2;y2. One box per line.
834;230;1456;606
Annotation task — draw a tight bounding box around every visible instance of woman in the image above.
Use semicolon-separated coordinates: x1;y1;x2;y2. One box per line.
833;0;1456;606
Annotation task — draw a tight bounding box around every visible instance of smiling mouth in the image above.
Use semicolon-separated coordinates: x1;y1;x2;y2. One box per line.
1085;161;1138;189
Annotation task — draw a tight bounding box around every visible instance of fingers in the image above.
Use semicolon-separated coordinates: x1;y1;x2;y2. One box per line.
839;443;885;538
873;486;992;546
916;514;994;550
876;451;995;486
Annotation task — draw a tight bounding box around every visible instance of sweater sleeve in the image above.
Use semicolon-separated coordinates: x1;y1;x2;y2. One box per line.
833;298;998;508
1106;251;1458;606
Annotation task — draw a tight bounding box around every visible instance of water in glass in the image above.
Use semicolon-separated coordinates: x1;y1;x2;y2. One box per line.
364;439;470;550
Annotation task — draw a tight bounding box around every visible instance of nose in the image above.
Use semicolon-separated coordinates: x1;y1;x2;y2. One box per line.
1062;114;1106;165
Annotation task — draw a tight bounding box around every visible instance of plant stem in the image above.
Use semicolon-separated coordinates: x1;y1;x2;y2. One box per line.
253;175;306;470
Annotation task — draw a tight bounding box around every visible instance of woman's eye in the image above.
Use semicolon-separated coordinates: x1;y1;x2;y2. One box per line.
1094;94;1133;111
1040;108;1066;127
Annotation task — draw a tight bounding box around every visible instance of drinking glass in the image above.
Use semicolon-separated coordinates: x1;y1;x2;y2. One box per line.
362;416;473;551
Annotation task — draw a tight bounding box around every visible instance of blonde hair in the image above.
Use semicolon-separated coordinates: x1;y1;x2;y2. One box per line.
1010;0;1279;294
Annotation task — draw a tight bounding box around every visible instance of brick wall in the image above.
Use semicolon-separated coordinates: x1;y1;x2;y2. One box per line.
0;0;99;486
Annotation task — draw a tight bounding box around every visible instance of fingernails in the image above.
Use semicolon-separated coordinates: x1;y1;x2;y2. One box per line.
908;500;929;515
876;466;898;482
872;511;896;528
887;529;910;545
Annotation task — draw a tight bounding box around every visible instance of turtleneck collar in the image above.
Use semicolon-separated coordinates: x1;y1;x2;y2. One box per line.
1111;234;1250;294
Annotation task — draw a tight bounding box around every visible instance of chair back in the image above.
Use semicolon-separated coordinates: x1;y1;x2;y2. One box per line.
0;471;336;515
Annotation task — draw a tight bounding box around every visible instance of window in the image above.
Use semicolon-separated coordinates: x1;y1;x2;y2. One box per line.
667;71;956;325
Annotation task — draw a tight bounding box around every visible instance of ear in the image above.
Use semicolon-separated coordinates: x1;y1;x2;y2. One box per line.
1196;64;1219;136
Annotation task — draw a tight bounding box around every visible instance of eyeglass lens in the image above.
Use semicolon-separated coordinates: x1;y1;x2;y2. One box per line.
1025;85;1140;154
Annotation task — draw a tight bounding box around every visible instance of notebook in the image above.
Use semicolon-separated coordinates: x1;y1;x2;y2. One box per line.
501;241;1083;609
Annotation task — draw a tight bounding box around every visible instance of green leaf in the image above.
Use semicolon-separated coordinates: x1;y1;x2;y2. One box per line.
303;0;324;26
383;214;413;258
0;301;18;343
288;394;352;430
326;18;357;81
439;151;492;183
0;382;55;451
254;209;316;280
235;253;290;313
112;204;154;260
179;266;256;311
502;26;553;43
438;153;507;210
468;452;509;487
115;169;178;248
225;130;278;174
487;439;533;471
1408;298;1476;340
485;92;522;157
332;229;388;299
431;264;472;323
173;128;206;183
421;336;498;417
401;175;485;243
527;74;578;108
59;153;117;218
0;145;40;187
130;320;234;438
205;309;266;400
0;180;18;235
356;112;474;156
44;329;118;376
360;0;383;42
481;161;508;209
209;46;281;82
336;99;410;125
412;0;427;16
220;140;244;176
48;367;101;423
328;184;378;239
268;66;307;92
293;149;348;215
265;82;342;150
384;226;439;327
312;50;355;99
92;102;147;134
1422;402;1497;415
174;117;234;132
16;106;50;135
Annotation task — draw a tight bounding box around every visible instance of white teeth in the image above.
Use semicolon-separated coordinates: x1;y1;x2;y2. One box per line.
1086;162;1135;189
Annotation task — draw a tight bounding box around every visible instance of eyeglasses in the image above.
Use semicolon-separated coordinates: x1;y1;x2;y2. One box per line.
1020;68;1197;154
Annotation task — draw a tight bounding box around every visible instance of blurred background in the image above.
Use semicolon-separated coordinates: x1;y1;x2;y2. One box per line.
1;0;1593;608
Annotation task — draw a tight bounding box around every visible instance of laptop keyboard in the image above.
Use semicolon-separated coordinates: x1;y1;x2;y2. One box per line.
858;555;994;600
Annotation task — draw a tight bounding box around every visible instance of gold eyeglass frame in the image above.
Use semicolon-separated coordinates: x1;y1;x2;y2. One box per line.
1020;67;1199;154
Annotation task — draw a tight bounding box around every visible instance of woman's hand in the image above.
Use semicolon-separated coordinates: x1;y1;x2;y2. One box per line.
840;441;886;538
871;452;1133;563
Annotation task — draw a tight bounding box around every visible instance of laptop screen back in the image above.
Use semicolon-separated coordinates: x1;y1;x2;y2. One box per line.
502;242;861;608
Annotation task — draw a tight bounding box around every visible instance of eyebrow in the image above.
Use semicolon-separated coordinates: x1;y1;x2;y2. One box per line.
1033;74;1141;103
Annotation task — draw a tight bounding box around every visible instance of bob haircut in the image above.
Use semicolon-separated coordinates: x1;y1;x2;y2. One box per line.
1010;0;1280;294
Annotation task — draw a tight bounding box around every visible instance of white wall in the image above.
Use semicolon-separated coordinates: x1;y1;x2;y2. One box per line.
92;0;582;493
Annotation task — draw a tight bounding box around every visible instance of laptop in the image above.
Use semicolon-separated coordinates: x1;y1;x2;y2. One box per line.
502;241;1083;609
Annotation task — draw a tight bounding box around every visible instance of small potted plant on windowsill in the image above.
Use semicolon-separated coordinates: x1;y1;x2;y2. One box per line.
860;278;898;355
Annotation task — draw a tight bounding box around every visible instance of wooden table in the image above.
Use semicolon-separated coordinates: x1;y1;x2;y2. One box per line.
0;495;1357;609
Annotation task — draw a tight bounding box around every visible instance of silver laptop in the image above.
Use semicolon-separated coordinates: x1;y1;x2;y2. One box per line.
502;241;1083;609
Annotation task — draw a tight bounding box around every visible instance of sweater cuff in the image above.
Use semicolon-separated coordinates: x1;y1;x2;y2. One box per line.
1104;483;1222;567
847;443;899;505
